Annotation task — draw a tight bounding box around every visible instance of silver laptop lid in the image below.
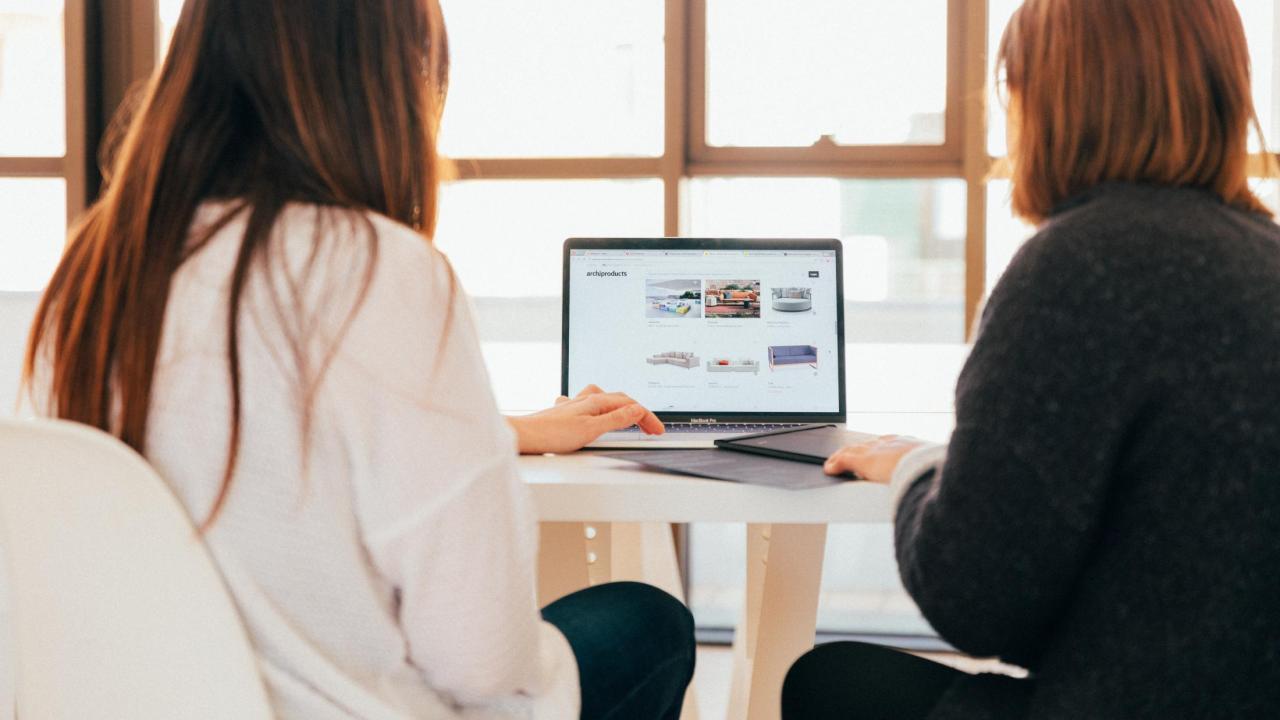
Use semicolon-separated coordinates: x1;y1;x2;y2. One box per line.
562;238;846;424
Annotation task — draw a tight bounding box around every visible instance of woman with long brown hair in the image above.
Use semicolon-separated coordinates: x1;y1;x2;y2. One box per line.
785;1;1280;717
24;1;692;718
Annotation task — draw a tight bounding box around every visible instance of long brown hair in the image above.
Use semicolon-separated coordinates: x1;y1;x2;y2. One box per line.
25;0;450;527
998;0;1271;223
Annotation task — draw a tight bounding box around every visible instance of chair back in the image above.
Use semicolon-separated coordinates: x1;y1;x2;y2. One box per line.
0;418;273;719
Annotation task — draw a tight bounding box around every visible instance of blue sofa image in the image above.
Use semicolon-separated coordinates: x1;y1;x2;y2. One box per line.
769;345;818;368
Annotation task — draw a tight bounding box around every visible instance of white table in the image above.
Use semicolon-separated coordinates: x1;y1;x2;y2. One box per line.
493;342;966;720
522;411;954;720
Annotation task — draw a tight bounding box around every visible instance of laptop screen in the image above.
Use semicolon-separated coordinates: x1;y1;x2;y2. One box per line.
564;240;843;418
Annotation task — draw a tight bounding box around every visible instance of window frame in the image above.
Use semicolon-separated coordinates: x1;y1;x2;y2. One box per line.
115;0;1280;339
451;0;992;336
0;0;90;226
686;0;967;166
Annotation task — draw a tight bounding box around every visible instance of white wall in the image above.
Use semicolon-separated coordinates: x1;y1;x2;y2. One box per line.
0;293;39;416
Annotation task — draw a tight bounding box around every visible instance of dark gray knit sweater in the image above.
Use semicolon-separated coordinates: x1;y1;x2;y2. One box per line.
896;183;1280;719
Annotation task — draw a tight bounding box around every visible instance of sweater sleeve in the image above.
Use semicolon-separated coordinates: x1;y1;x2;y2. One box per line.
894;226;1150;665
325;220;577;712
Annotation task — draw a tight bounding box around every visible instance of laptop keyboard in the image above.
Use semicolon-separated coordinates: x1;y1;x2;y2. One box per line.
650;422;808;434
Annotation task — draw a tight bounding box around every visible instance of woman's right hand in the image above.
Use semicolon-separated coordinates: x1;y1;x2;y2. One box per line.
507;385;664;455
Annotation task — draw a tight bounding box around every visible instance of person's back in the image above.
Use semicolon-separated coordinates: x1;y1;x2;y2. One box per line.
906;182;1280;717
785;1;1280;717
1030;184;1280;715
142;202;572;717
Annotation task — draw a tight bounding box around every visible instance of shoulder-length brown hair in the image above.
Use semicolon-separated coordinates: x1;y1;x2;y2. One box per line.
25;0;449;528
998;0;1271;223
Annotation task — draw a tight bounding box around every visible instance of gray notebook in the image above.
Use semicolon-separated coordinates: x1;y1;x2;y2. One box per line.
599;449;849;490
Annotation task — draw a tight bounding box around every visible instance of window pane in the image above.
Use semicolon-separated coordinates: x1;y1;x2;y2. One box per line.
0;177;65;290
0;1;65;156
437;179;663;297
985;179;1035;291
990;0;1279;155
1250;178;1280;215
987;0;1020;157
438;1;663;158
706;0;948;148
1237;0;1278;151
686;177;966;343
158;0;183;57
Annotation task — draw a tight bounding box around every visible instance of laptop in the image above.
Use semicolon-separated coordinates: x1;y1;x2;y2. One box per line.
562;238;846;449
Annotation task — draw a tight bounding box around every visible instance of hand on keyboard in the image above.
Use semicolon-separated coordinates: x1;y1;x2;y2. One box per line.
507;384;665;454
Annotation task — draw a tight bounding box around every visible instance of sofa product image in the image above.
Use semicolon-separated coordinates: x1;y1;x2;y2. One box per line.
705;359;760;375
647;352;699;368
652;300;693;315
769;345;818;368
771;288;813;312
707;290;757;306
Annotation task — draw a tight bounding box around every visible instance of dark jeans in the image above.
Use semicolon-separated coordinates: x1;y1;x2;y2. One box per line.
782;641;963;719
542;581;696;720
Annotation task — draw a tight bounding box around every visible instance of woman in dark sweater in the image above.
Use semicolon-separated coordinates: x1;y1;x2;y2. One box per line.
783;1;1280;718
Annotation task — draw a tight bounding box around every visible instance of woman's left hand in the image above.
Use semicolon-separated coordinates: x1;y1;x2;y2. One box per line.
823;435;926;484
507;385;665;455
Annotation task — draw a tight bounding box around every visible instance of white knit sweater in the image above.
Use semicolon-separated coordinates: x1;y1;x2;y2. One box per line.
130;203;578;718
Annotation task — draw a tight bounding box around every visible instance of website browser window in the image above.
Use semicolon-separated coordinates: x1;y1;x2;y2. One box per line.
566;247;841;414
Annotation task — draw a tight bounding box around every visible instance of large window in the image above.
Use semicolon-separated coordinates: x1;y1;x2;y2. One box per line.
436;0;984;346
0;0;83;291
149;1;982;342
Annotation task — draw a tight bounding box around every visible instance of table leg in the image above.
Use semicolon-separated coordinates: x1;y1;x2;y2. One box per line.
605;523;700;720
728;523;828;720
538;522;700;719
537;522;591;606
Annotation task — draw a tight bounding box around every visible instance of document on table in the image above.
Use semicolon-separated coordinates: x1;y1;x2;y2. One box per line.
599;449;849;490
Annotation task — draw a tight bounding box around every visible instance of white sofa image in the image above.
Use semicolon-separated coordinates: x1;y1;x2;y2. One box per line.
771;287;813;312
706;358;760;374
647;351;699;368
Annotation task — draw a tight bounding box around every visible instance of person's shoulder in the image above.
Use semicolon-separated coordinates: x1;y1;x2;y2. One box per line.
361;210;439;265
359;210;456;304
274;203;437;260
1035;183;1279;257
272;203;453;291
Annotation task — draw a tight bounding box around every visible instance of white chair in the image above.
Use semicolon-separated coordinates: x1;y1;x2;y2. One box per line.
0;417;273;719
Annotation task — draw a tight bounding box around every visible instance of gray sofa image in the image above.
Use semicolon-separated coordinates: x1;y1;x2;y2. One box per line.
647;351;699;368
706;358;760;375
768;345;818;368
771;287;813;312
